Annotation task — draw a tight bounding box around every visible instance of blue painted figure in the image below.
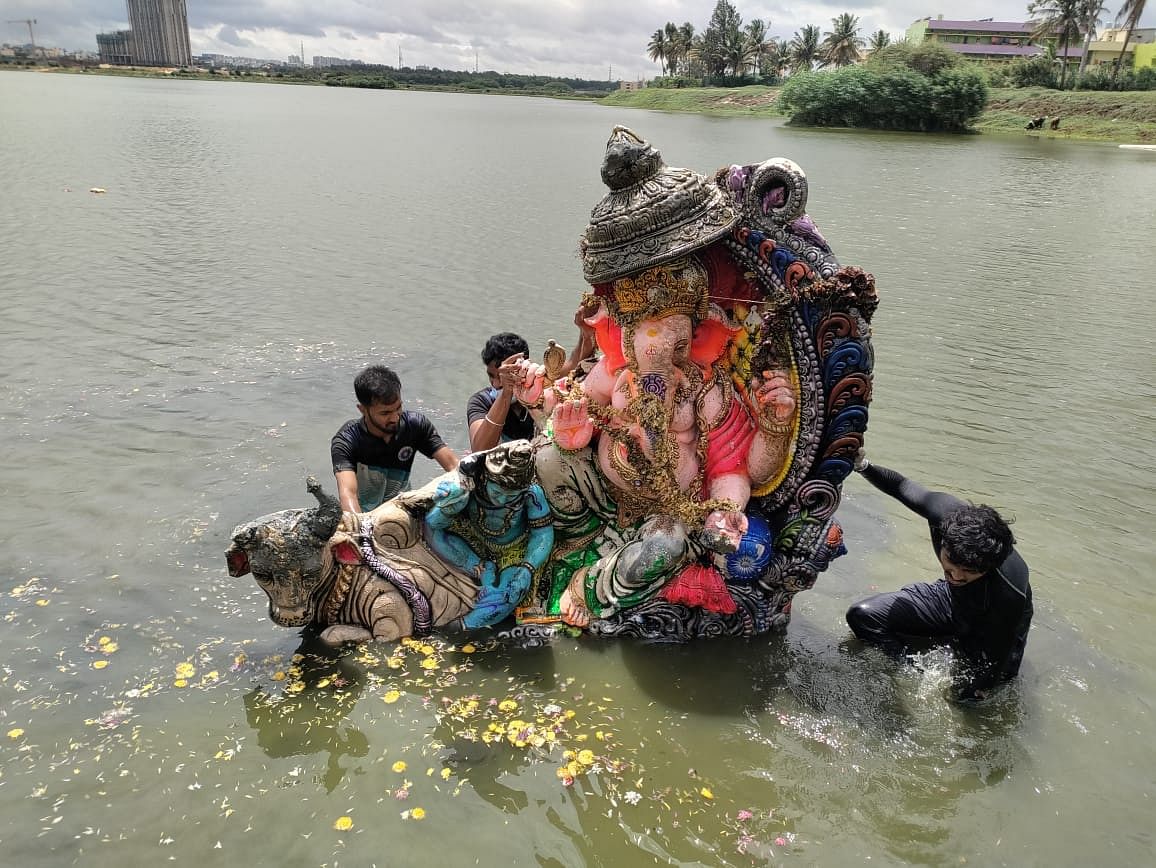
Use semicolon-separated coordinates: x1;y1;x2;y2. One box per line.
425;440;555;629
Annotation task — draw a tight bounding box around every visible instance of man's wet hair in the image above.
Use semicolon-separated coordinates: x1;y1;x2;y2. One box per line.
354;365;401;407
482;333;529;366
940;504;1015;574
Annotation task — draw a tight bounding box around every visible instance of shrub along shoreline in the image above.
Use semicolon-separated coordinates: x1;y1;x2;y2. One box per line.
599;84;1156;144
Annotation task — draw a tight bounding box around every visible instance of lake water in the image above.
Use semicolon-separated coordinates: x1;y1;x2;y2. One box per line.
1;71;1154;866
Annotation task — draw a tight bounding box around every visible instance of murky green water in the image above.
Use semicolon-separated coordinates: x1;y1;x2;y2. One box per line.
1;71;1154;866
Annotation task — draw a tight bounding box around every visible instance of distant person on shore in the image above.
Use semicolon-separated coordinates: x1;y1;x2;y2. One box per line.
467;311;595;453
845;450;1032;703
332;365;458;513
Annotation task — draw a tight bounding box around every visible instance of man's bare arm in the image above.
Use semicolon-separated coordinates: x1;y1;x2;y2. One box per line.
433;446;460;472
334;470;361;514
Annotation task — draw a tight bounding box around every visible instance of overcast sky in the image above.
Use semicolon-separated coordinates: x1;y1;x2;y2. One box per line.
6;1;1155;78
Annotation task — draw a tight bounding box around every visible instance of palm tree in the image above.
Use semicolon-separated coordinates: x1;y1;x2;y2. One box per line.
763;37;789;79
869;30;891;54
789;24;822;72
745;18;772;78
676;22;696;77
685;33;708;81
1029;0;1083;87
822;13;865;67
664;22;681;75
1113;0;1149;81
1075;0;1109;80
647;28;668;76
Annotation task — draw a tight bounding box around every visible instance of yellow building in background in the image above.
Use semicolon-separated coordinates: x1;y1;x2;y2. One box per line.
1082;27;1156;70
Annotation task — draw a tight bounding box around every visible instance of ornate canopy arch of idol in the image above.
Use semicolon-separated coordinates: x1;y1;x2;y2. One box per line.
226;127;878;644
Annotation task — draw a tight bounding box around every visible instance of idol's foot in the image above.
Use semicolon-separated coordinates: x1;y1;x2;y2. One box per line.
559;573;591;629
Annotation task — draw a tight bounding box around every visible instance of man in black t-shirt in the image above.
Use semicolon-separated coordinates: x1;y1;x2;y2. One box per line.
846;451;1032;703
467;319;596;453
467;333;535;453
332;366;458;513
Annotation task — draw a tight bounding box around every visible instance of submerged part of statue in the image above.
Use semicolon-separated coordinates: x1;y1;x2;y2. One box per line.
228;126;876;644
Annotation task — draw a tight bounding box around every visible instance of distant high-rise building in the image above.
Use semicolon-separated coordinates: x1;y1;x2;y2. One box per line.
126;0;191;67
97;30;134;65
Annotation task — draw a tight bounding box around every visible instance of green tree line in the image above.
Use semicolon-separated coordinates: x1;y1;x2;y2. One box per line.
274;65;612;95
646;1;879;86
646;0;1151;92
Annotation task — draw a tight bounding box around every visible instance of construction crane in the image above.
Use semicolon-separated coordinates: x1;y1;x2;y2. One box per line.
6;18;37;57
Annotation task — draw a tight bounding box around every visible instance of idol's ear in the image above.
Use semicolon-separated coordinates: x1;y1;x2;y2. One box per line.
226;544;251;578
743;158;809;228
330;540;361;565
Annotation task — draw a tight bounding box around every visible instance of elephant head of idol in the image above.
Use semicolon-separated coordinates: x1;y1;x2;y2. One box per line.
579;127;744;437
226;477;344;627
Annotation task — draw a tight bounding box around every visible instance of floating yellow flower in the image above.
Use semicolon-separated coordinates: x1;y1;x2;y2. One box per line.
392;760;407;773
420;658;439;671
92;660;109;670
271;671;286;681
285;681;305;695
7;728;24;739
386;657;404;669
98;636;111;646
460;644;476;654
498;699;518;713
700;787;714;800
410;807;426;820
100;642;119;654
35;599;49;607
383;690;401;704
175;662;196;679
333;816;353;831
440;768;451;781
577;749;595;766
173;678;188;688
419;644;435;656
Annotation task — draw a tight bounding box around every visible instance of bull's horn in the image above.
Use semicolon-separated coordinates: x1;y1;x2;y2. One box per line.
305;475;342;540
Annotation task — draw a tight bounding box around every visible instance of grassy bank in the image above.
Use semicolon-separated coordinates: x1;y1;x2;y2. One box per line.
978;87;1156;143
599;85;783;116
601;83;1156;144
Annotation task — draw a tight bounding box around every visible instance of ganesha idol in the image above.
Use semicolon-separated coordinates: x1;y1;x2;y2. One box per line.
509;126;879;640
227;126;877;644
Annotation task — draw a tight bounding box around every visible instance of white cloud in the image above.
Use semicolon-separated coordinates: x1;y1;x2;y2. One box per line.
6;0;1155;77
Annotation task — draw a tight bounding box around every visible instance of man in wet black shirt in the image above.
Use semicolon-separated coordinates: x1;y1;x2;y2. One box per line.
466;333;536;453
331;366;458;513
846;452;1032;702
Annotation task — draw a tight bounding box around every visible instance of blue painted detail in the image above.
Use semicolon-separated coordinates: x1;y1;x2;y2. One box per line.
721;514;775;584
827;406;869;439
823;342;867;383
814;457;853;485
